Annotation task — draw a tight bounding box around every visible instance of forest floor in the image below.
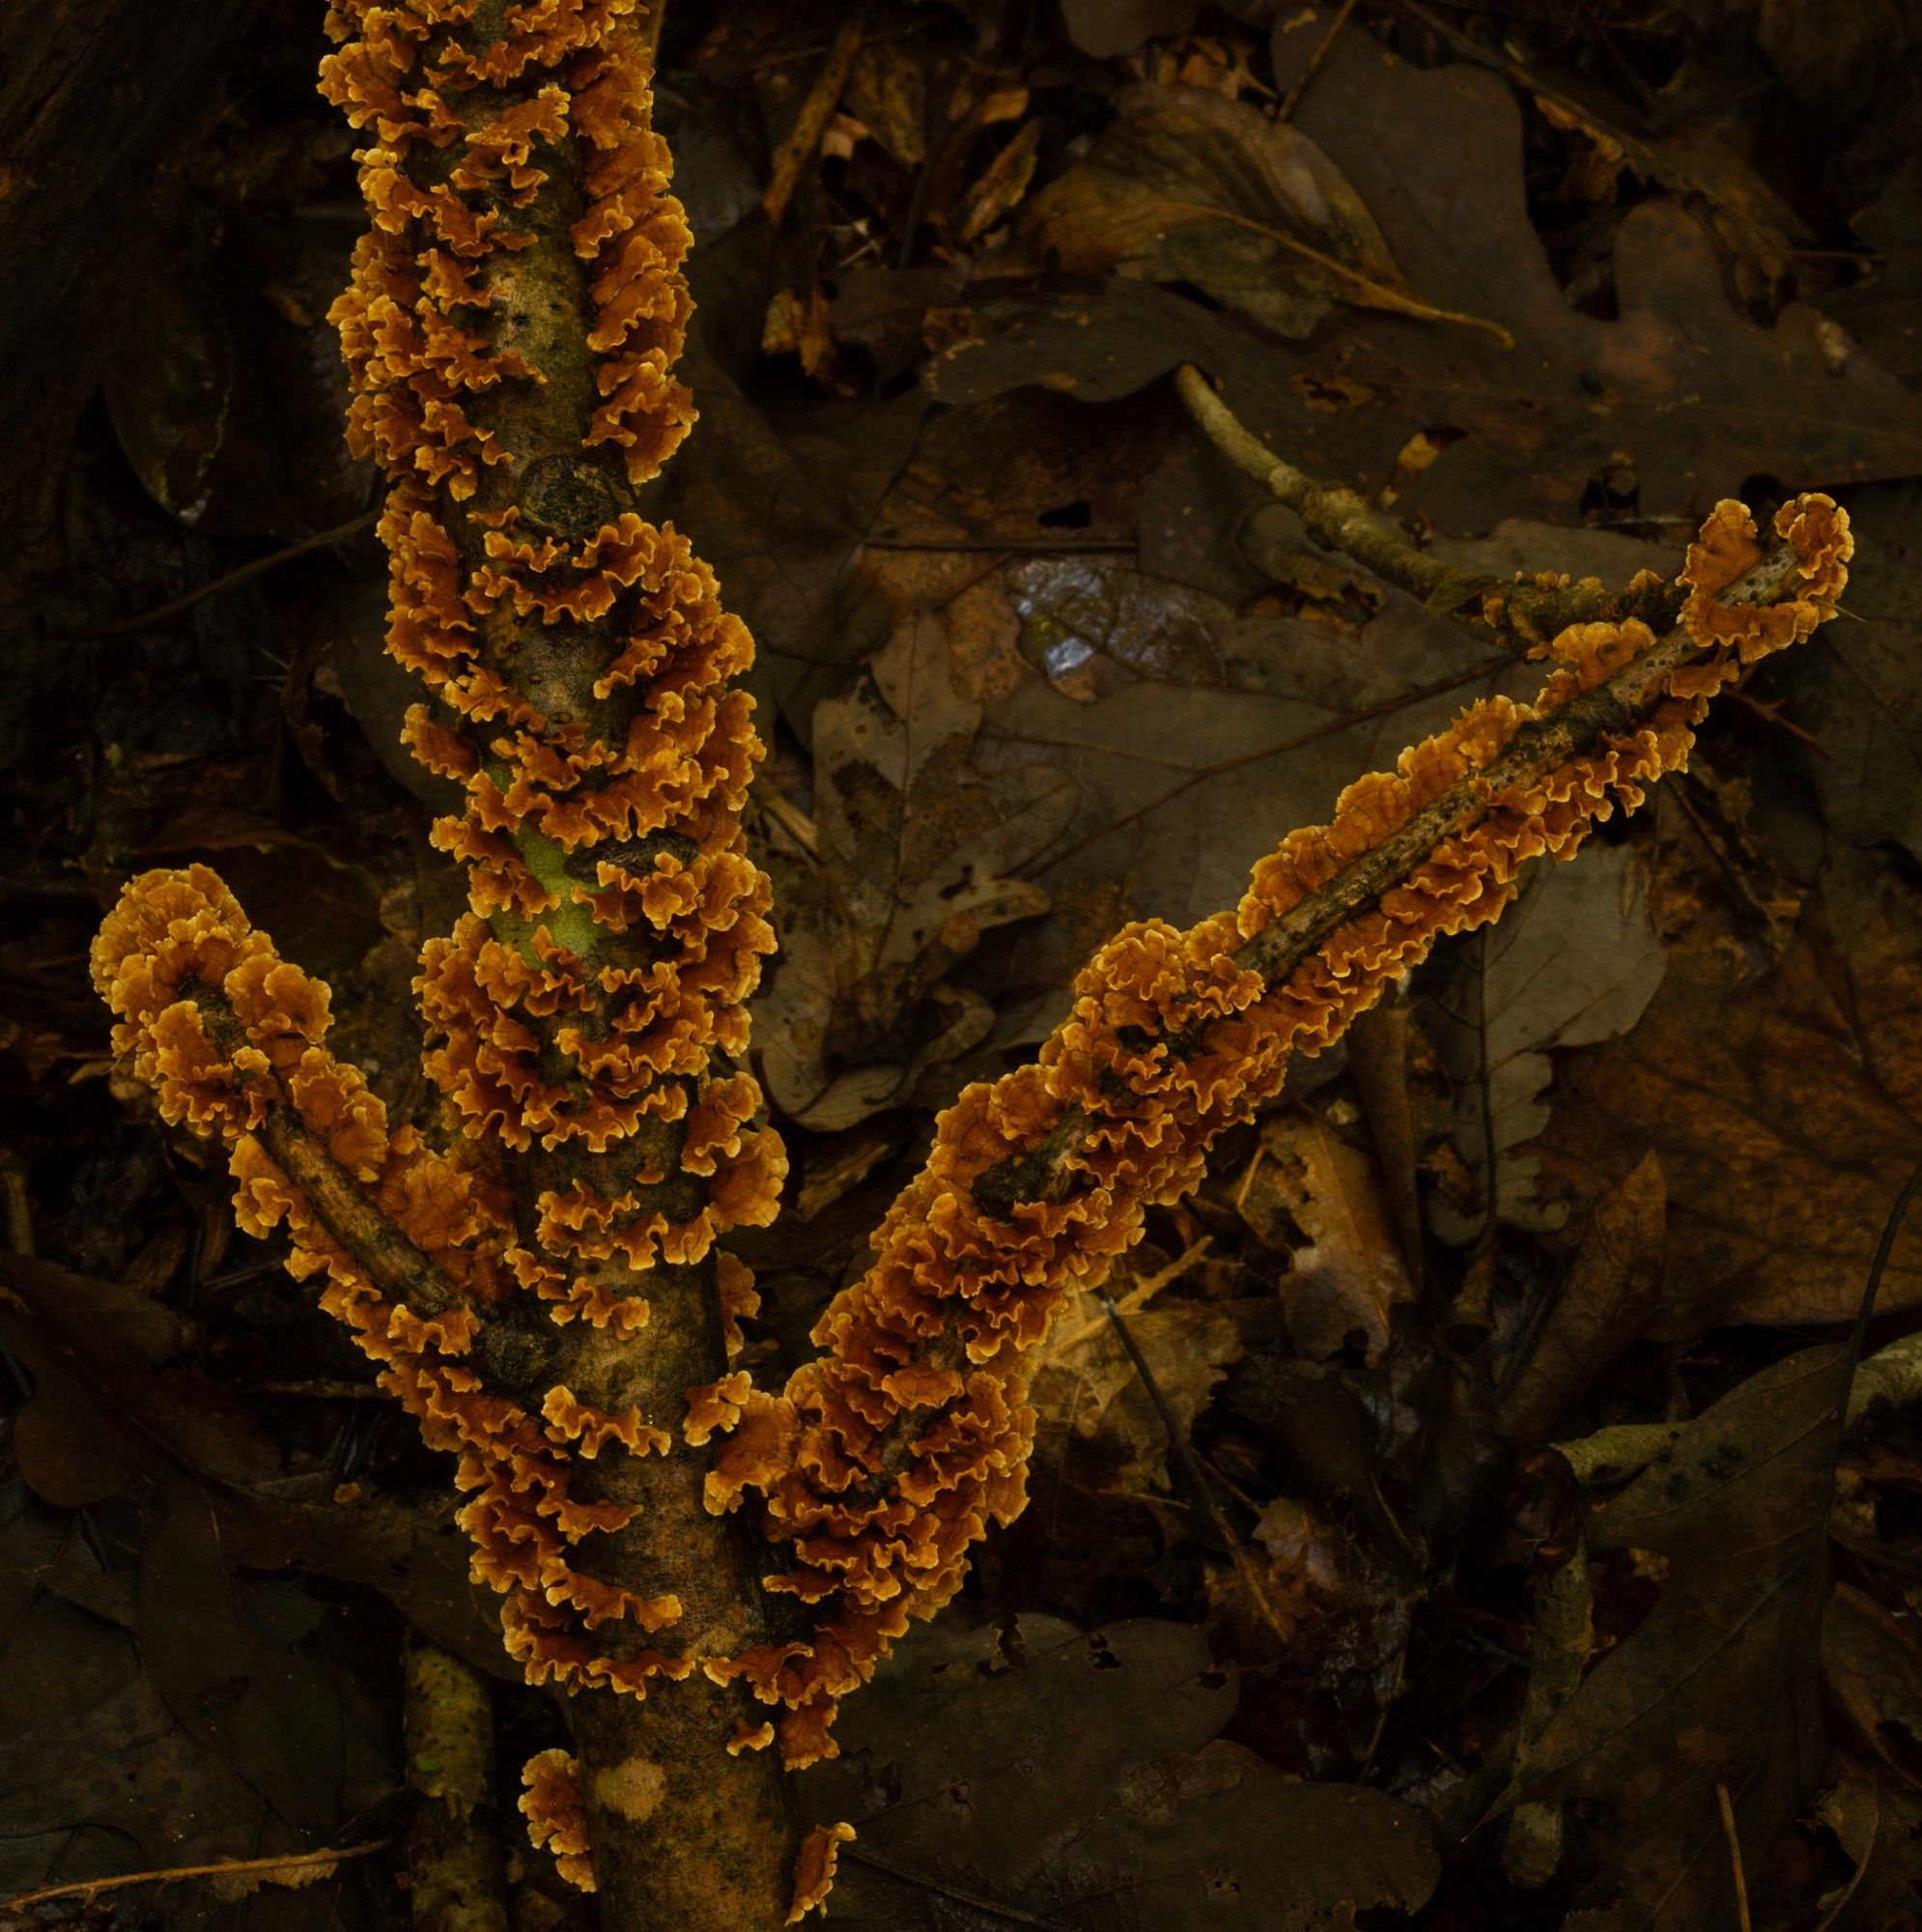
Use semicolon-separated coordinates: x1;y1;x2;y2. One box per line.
5;2;1922;1928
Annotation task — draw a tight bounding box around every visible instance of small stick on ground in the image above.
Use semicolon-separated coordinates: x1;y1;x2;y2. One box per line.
0;1842;391;1916
57;509;380;641
1715;1784;1754;1932
1278;0;1361;122
1173;364;1688;650
762;13;865;225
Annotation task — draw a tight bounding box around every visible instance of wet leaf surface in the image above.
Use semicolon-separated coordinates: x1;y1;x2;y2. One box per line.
809;1614;1439;1928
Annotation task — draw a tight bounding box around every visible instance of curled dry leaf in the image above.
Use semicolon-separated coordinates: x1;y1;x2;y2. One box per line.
1823;1582;1922;1790
1018;84;1503;341
1421;842;1668;1243
1812;1758;1922;1930
956;117;1043;243
1237;1111;1415;1364
755;611;1078;1128
1498;1151;1666;1449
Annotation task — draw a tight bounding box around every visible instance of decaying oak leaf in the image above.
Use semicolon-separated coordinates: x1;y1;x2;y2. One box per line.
978;551;1512;951
1237;1111;1415;1364
1058;0;1201;59
0;1252;508;1677
1537;863;1922;1331
1017;84;1478;340
1029;1255;1241;1495
1506;1345;1850;1930
1420;841;1668;1243
1204;1495;1350;1658
0;1465;388;1906
754;611;1077;1128
807;1614;1439;1929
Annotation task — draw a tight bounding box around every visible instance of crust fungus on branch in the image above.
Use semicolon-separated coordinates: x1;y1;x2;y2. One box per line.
708;492;1852;1766
96;3;813;1926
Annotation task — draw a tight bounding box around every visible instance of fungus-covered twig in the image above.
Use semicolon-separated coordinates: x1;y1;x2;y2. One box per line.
711;492;1851;1763
87;3;1855;1924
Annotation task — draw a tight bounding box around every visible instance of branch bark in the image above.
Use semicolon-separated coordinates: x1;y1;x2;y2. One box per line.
1174;364;1687;649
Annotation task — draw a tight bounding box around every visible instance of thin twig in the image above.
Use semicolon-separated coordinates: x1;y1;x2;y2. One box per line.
863;534;1137;554
0;1841;392;1915
1176;365;1459;606
761;12;865;225
1715;1785;1753;1932
844;1848;1063;1926
1277;0;1361;122
54;510;379;642
1096;1292;1295;1641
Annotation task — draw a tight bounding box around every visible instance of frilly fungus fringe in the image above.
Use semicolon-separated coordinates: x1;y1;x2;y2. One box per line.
109;2;804;1925
84;1;1854;1920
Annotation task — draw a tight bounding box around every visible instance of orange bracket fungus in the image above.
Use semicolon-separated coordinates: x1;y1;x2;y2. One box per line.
86;3;1853;1926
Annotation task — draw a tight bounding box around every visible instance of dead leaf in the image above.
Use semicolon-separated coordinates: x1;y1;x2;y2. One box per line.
1420;842;1668;1243
1499;1152;1666;1450
1824;1583;1922;1790
1812;1758;1922;1931
1030;1262;1241;1495
1205;1495;1348;1654
1058;0;1201;59
807;1613;1440;1929
1538;865;1922;1331
754;611;1078;1128
934;57;1922;530
1238;1112;1414;1363
977;553;1516;966
956;116;1042;243
1509;1344;1851;1930
844;39;928;168
1781;482;1922;865
1019;83;1502;341
0;1252;510;1677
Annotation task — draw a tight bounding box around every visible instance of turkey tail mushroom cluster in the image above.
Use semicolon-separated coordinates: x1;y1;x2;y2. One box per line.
85;0;1854;1921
